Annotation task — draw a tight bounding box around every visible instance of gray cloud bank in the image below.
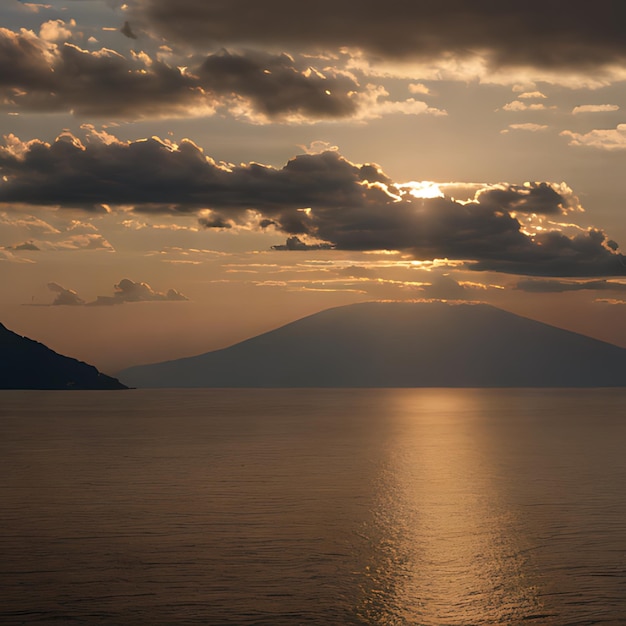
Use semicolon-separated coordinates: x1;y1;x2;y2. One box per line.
126;0;626;69
0;28;360;120
1;131;624;278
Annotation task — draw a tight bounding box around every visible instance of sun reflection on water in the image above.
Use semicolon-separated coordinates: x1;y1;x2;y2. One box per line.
358;390;545;625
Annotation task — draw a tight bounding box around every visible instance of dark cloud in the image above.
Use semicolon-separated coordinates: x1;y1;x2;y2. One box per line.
468;230;626;277
198;215;233;229
515;278;626;293
197;49;357;120
127;0;626;69
120;21;138;40
421;274;469;300
45;278;189;306
0;132;387;211
0;27;53;87
475;183;577;216
271;236;334;251
0;29;201;118
0;28;360;120
111;278;189;302
1;131;624;277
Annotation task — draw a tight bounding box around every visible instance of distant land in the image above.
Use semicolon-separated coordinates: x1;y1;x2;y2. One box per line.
119;302;626;388
0;322;127;390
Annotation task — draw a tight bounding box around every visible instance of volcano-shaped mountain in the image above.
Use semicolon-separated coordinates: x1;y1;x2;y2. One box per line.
119;302;626;388
0;322;127;390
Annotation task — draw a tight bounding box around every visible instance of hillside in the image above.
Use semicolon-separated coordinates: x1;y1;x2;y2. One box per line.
0;323;127;390
118;302;626;388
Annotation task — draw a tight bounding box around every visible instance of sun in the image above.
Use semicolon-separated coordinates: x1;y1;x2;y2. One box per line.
399;181;445;199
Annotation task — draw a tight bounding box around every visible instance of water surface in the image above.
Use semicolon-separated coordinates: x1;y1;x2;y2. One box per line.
1;389;626;625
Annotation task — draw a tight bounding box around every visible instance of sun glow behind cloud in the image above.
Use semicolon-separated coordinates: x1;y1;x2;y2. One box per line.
399;181;445;199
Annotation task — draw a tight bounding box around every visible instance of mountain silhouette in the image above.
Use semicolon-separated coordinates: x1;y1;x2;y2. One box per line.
119;302;626;388
0;322;127;390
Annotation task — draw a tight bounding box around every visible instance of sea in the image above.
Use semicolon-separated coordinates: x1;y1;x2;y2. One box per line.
1;388;626;626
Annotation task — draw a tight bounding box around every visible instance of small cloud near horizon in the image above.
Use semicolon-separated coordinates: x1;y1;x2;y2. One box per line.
24;279;190;307
515;278;626;293
47;282;85;306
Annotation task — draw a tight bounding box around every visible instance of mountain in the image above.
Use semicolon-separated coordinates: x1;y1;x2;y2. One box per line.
119;302;626;388
0;322;127;390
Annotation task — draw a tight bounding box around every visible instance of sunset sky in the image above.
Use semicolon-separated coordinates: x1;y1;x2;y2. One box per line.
1;0;625;374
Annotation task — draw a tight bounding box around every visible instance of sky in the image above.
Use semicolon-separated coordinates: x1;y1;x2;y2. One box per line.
1;0;625;375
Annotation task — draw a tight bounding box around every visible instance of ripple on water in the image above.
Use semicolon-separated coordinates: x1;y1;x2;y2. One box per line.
1;388;626;625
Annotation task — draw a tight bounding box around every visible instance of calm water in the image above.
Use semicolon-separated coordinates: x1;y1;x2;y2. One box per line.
1;389;626;625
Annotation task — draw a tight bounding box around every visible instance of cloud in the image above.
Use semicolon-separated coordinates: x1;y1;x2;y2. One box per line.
472;182;578;215
247;268;500;301
120;21;138;40
0;249;36;264
594;298;626;306
0;28;355;121
0;28;439;123
299;140;339;155
334;265;378;279
110;278;189;302
195;49;360;122
572;104;619;114
21;4;53;14
44;278;189;306
0;212;113;251
121;218;199;232
345;50;626;90
7;241;40;251
0;130;397;212
515;279;626;293
561;124;626;150
501;123;548;133
516;91;547;99
1;130;624;277
47;282;85;305
501;101;553;112
0;28;209;119
125;0;626;71
0;213;60;234
271;236;334;250
408;83;430;95
420;274;469;300
54;234;114;251
197;215;233;229
348;84;447;121
39;19;74;43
